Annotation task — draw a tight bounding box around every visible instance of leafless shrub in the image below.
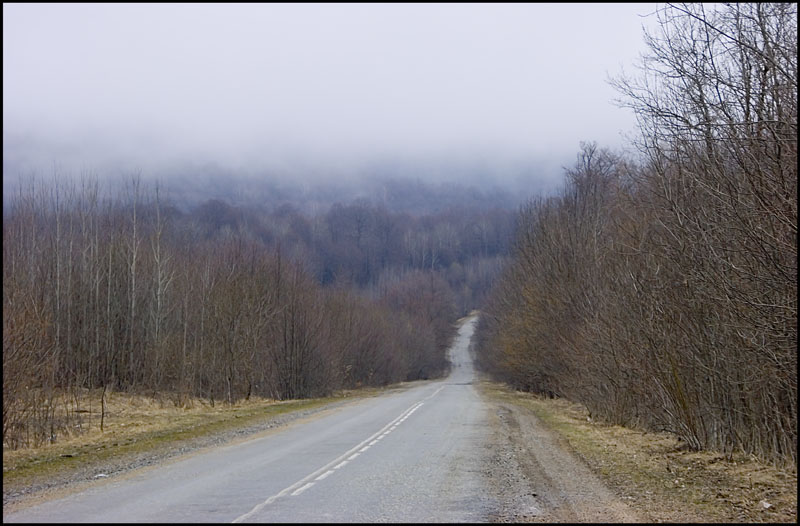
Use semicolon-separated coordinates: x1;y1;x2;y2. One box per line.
477;1;796;468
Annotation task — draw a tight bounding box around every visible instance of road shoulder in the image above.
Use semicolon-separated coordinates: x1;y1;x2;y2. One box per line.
479;380;640;522
478;380;798;523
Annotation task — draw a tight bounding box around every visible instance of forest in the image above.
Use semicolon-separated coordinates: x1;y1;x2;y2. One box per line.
3;2;796;473
2;172;515;449
475;3;797;467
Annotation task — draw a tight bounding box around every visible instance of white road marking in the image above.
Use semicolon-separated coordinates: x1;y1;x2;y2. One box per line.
291;483;314;496
333;461;348;470
315;470;335;481
348;453;360;460
232;389;445;523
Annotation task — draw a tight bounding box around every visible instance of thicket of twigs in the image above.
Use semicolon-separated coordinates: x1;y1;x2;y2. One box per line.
3;177;463;449
476;3;797;466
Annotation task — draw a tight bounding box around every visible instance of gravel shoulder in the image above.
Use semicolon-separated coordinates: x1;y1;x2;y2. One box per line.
478;379;798;523
479;381;640;522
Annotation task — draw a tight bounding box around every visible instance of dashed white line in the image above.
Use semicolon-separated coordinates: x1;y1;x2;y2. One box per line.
232;390;444;523
315;470;335;481
348;453;360;461
291;483;314;496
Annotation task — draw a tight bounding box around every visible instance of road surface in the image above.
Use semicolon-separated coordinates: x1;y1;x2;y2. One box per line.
6;316;496;523
5;314;639;523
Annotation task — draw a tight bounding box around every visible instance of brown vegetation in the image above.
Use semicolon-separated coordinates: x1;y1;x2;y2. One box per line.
3;172;514;450
476;2;797;467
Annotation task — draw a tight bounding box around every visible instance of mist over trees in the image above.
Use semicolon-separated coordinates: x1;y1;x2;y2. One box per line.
476;3;797;467
3;171;516;449
2;156;552;216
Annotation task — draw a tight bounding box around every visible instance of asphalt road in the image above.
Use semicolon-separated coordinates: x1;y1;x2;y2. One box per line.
5;315;497;523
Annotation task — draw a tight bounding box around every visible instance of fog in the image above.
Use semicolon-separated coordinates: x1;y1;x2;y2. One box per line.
3;3;658;193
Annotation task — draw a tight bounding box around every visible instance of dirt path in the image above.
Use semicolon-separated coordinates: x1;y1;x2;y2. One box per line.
482;397;640;522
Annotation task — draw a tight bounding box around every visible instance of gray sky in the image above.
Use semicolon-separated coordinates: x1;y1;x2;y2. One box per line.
3;3;658;180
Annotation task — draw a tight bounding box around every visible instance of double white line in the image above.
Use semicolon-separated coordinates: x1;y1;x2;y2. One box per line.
232;385;445;523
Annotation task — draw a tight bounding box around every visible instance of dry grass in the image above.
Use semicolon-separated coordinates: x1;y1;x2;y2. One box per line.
3;386;382;491
481;381;798;524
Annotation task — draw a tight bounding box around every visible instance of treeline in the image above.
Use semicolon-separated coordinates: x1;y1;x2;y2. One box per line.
476;3;797;466
187;195;514;313
3;176;514;449
71;164;527;216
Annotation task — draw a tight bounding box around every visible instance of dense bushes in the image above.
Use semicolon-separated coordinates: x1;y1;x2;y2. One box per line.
476;3;796;466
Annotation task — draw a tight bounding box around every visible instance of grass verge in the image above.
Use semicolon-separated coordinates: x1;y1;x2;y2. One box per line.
480;381;797;523
3;386;386;495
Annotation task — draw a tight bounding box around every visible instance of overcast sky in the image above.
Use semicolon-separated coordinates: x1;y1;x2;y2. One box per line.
3;3;659;180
